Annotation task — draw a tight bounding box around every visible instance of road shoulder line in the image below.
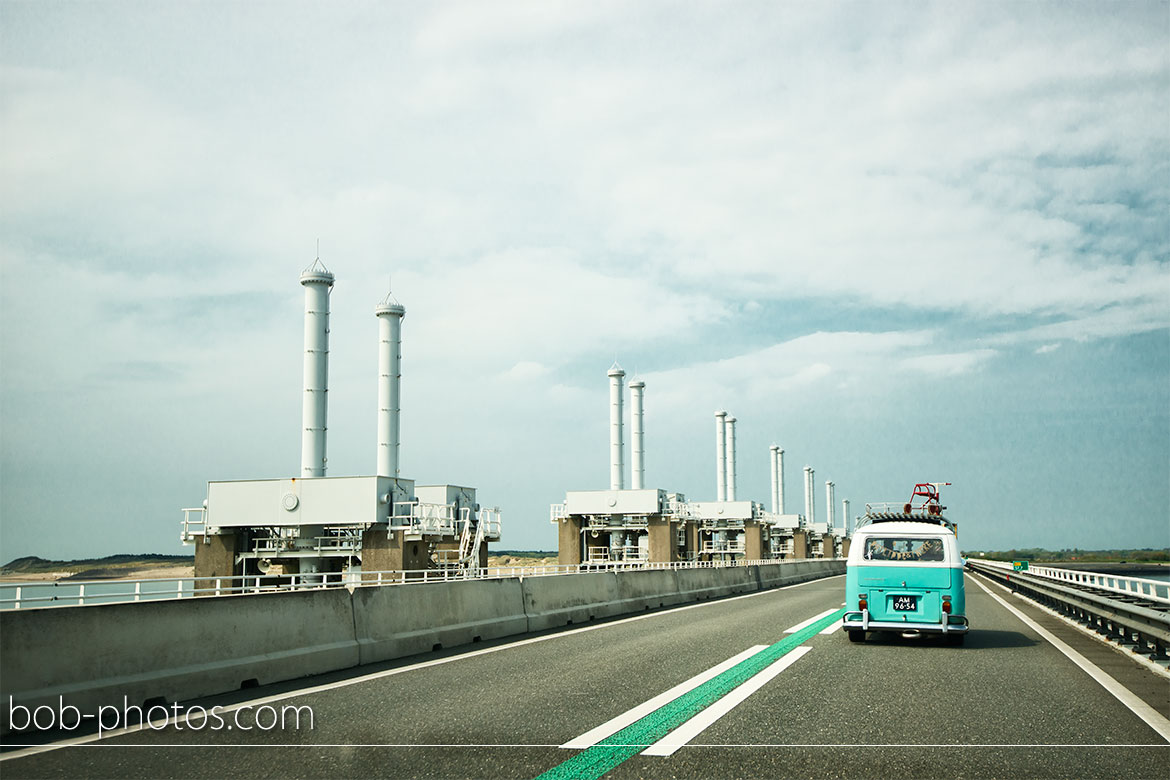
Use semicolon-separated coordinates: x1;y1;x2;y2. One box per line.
969;574;1170;743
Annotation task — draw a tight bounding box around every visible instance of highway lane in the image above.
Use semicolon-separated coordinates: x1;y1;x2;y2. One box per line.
4;572;1168;779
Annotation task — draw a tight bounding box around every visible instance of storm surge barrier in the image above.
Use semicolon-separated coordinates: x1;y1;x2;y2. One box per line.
1;559;844;732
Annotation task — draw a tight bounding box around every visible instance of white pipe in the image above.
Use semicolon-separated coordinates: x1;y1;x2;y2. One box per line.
715;411;727;501
767;449;776;514
375;292;405;477
725;416;737;501
802;467;810;522
826;481;836;530
609;364;626;490
777;447;785;514
843;499;851;535
300;260;334;477
630;380;645;490
804;466;815;525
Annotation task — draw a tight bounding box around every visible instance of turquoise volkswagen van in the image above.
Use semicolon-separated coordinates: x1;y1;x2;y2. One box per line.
842;516;968;645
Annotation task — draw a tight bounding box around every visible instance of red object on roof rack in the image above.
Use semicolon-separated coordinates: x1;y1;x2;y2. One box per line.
902;483;951;515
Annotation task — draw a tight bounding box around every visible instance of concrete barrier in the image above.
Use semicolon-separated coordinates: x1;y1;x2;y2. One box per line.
757;559;845;589
612;569;691;614
674;565;759;602
1;560;846;732
521;572;623;632
1;588;358;729
353;578;527;665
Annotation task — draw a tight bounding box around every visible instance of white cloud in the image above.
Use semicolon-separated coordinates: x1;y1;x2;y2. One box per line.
900;349;998;377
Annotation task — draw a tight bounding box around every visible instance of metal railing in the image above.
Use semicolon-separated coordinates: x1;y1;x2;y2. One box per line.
701;540;747;554
967;560;1170;661
179;507;207;543
971;560;1170;603
0;558;816;611
391;501;458;536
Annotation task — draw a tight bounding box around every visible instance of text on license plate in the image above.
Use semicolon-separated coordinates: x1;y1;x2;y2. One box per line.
892;595;918;611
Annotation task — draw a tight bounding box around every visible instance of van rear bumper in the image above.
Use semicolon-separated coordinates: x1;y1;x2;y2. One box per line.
842;610;969;634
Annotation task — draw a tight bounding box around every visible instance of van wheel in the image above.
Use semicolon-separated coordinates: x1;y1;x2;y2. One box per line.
946;633;965;646
847;630;865;643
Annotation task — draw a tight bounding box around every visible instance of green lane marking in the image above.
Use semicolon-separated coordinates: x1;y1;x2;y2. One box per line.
536;607;846;780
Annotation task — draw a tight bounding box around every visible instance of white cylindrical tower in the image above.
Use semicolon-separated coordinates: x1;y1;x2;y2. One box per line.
777;447;786;514
375;291;406;477
715;411;727;501
769;445;780;514
300;259;335;477
609;363;626;490
630;380;645;490
826;481;836;529
843;499;851;535
803;466;816;525
725;416;737;501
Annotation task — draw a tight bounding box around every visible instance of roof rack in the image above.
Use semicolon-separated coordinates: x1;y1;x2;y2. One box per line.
858;506;956;533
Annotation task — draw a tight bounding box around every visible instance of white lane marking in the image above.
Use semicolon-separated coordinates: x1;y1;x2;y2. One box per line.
818;620;840;635
560;645;768;749
1;574;846;761
784;608;838;633
641;646;815;756
970;574;1170;743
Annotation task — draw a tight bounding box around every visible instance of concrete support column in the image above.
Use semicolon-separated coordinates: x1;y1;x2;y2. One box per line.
744;521;765;560
822;534;837;559
648;516;678;563
557;517;584;566
194;533;240;579
686;522;701;561
360;529;432;578
792;531;809;560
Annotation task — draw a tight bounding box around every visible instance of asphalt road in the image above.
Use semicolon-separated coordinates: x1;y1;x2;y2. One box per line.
4;572;1168;779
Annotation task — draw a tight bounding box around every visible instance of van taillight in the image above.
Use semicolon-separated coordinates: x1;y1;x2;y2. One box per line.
942;595;952;614
859;595;868;611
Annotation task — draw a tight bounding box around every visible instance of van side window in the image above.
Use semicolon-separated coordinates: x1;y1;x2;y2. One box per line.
864;537;945;562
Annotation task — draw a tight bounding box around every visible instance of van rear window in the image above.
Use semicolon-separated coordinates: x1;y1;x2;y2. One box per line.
863;537;945;562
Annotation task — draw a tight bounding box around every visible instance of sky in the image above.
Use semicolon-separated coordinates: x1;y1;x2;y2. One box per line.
1;0;1167;561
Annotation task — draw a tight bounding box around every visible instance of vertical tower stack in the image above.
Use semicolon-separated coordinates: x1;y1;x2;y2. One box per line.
630;380;645;490
776;447;785;514
803;466;816;524
300;260;335;477
609;363;626;491
826;481;836;529
769;445;780;514
715;411;727;501
725;416;737;501
375;290;406;477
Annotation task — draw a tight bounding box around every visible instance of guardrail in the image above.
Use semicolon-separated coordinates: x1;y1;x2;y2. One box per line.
0;558;834;611
967;560;1170;662
972;559;1170;603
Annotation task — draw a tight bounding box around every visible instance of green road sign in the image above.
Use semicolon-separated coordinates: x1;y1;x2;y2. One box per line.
1012;560;1029;571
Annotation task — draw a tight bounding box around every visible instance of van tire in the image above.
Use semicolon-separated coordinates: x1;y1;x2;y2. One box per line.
847;630;865;643
946;633;965;646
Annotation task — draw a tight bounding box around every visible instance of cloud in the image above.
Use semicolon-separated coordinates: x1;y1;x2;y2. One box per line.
900;349;998;377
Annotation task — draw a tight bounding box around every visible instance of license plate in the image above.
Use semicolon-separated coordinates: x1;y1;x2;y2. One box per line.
892;595;918;611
